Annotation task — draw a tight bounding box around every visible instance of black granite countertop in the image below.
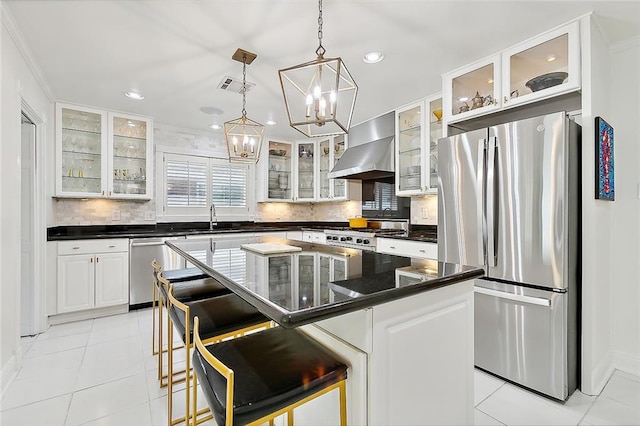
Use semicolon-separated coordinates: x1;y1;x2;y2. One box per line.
165;235;481;328
47;221;349;241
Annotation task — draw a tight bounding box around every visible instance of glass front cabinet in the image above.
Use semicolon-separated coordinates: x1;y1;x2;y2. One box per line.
263;136;348;203
265;140;294;201
318;134;347;201
295;141;316;202
395;95;442;196
443;21;580;124
56;103;152;199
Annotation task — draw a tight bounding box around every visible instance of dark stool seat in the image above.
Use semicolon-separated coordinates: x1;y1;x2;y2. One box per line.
159;276;230;303
168;293;270;343
193;325;348;425
162;267;209;283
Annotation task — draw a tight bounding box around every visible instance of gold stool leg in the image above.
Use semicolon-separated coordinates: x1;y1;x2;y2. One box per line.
167;312;174;426
152;282;157;356
287;410;294;426
339;380;347;426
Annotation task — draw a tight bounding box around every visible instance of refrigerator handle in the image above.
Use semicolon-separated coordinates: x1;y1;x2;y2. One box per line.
474;286;551;307
481;139;488;267
486;137;498;268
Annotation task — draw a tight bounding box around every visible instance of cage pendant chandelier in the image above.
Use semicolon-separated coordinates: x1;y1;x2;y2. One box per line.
224;48;264;163
278;0;358;138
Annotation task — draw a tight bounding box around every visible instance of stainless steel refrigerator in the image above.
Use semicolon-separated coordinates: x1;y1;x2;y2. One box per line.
437;111;580;400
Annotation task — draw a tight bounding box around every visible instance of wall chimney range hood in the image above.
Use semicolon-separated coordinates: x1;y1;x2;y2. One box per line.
328;111;395;181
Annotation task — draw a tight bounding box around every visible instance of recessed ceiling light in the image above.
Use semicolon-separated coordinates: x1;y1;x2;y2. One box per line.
265;120;277;126
458;97;469;102
125;91;144;100
200;106;224;115
363;51;384;64
546;54;557;62
208;124;222;130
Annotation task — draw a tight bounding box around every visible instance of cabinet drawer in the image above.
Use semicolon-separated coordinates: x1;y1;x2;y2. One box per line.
376;238;437;259
58;239;129;255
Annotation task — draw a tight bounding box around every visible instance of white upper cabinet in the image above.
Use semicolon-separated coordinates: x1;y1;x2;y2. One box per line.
443;21;580;124
501;21;580;109
264;140;294;202
318;134;347;201
395;94;442;196
261;136;349;203
294;140;316;202
55;102;153;200
443;55;501;123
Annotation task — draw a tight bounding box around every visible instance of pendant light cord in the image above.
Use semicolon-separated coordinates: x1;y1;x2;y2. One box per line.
315;0;325;58
241;56;247;118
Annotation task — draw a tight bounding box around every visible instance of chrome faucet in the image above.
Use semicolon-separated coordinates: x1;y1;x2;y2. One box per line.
382;208;391;218
209;203;217;230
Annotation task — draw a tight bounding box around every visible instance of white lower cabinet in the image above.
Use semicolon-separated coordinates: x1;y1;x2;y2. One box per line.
310;280;475;425
376;237;437;259
56;239;129;314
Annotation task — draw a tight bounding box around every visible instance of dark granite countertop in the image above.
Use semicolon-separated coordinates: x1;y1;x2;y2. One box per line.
47;221;349;241
165;235;481;328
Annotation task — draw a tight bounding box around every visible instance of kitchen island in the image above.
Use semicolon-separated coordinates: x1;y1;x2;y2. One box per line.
166;235;483;425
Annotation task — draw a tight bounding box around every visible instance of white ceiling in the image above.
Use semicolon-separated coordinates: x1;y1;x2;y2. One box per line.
4;0;639;141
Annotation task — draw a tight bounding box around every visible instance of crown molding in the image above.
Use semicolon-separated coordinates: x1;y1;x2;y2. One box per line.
1;2;56;102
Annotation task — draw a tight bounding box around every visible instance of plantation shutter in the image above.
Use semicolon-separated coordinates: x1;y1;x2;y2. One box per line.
165;155;208;208
211;164;248;207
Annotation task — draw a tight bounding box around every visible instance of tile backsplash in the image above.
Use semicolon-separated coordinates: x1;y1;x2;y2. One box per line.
54;198;156;226
254;200;361;223
410;194;438;225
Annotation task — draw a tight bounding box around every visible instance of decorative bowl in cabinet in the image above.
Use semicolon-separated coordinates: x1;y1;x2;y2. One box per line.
432;108;443;121
525;72;568;92
269;149;287;156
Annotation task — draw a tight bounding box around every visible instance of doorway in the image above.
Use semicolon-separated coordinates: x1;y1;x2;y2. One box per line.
20;112;36;336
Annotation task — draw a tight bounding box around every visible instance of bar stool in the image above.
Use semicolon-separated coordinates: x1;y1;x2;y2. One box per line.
161;275;273;426
151;260;231;386
151;261;210;355
191;316;348;426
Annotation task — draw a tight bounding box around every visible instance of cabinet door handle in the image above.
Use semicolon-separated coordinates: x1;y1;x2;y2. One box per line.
390;246;396;249
419;249;426;253
504;96;509;103
108;245;116;248
90;257;93;263
96;257;99;263
108;191;112;196
72;246;80;250
102;191;105;196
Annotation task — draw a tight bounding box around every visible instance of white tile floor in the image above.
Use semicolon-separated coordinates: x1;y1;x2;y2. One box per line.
1;309;639;426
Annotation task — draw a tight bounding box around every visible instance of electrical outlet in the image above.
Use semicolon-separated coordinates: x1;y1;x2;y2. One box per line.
421;208;429;219
144;211;155;221
111;210;121;221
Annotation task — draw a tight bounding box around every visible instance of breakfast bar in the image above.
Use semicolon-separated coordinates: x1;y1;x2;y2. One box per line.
166;235;483;425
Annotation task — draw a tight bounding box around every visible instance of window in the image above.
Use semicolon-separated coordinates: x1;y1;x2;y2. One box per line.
362;182;410;218
161;153;252;220
362;182;398;211
211;164;247;207
165;156;208;208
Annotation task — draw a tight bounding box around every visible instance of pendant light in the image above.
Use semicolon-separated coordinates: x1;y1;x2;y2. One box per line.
224;48;265;163
278;0;358;137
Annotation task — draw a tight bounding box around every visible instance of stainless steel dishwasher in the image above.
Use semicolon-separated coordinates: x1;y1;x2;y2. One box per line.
129;236;186;309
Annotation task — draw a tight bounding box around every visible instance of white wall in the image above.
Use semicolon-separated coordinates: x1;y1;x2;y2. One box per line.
580;14;615;396
0;3;53;391
609;37;640;376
